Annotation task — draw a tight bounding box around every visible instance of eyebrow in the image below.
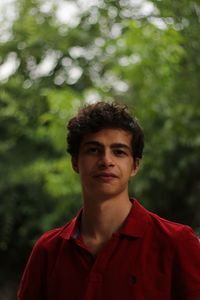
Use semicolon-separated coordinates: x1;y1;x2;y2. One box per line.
83;141;132;151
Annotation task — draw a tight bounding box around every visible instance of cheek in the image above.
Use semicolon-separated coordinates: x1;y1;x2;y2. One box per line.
120;165;133;178
78;160;92;175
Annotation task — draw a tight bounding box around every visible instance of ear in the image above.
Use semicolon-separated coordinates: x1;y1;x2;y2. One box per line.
71;157;79;173
130;158;140;177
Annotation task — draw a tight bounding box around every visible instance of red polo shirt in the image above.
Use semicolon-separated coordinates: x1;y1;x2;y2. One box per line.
18;199;200;300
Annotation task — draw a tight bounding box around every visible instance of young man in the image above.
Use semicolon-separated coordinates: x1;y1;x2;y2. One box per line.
18;102;200;300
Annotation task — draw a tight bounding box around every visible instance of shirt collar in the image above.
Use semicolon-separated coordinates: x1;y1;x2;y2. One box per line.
60;199;150;240
119;199;150;238
60;209;82;240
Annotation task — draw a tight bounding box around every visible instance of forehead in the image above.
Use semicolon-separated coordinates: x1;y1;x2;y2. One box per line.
81;128;132;147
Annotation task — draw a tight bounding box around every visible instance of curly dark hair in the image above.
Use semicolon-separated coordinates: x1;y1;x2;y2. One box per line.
67;101;144;160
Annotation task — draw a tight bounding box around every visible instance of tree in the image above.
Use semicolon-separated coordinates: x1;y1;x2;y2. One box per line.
0;0;199;297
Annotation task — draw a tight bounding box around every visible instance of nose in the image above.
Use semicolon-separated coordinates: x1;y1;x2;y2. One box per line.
98;150;114;168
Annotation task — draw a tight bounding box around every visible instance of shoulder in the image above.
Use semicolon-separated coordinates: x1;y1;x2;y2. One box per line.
36;227;63;246
33;218;75;252
149;209;198;238
131;199;199;246
148;210;189;235
146;209;200;252
133;199;195;239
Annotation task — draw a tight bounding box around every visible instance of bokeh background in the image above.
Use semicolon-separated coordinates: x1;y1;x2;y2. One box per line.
0;0;200;298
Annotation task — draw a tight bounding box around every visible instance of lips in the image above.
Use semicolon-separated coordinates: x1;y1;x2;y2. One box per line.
93;172;118;180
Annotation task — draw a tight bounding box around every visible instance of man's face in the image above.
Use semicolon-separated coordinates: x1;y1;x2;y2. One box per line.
72;128;139;201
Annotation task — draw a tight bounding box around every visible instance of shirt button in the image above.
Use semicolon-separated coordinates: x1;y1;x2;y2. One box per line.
129;275;137;285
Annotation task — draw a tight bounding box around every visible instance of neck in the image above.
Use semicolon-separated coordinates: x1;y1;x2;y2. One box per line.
81;194;132;242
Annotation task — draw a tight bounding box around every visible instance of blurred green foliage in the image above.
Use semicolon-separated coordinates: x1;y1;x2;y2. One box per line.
0;0;200;295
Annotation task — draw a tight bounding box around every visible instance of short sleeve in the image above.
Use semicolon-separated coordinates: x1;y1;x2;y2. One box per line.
172;225;200;300
17;238;47;300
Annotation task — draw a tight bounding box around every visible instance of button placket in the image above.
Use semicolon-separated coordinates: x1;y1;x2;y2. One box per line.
85;235;118;298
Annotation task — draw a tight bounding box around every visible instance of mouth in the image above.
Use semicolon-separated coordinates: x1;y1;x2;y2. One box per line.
93;173;118;181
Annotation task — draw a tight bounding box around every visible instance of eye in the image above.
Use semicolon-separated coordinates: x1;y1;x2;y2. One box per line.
113;149;128;156
86;147;100;154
